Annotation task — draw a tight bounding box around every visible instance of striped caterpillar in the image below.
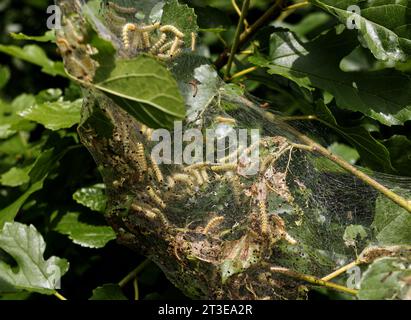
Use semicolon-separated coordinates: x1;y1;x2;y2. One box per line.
203;216;225;234
122;23;136;49
136;142;148;172
146;186;166;209
258;200;269;235
150;155;164;184
108;1;138;14
150;33;168;54
160;25;185;38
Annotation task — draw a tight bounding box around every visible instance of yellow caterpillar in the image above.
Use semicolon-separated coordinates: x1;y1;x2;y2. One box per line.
258;200;269;235
203;216;225;234
160;25;185;38
150;155;164;184
136;142;147;172
150;33;168;54
122;23;136;49
146;186;166;209
108;2;137;14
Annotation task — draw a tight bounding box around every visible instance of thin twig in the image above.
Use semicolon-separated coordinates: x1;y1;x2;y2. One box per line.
133;277;139;300
54;291;68;300
270;267;358;295
226;0;250;78
118;259;151;288
215;0;283;70
321;260;361;282
229;66;258;80
231;0;250;28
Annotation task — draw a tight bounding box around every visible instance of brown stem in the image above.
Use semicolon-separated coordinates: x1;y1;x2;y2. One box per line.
214;0;284;70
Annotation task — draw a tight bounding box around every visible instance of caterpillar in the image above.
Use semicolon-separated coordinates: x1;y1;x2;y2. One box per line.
150;155;164;184
136;22;161;33
230;176;243;205
160;25;185;38
188;169;204;186
122;23;136;49
191;32;197;52
169;36;182;56
172;173;195;187
150;33;167;54
215;116;237;125
158;40;174;54
151;208;170;227
104;9;126;24
131;203;157;220
184;162;211;171
166;176;176;189
142;32;150;48
200;169;209;183
136;142;147;172
146;186;166;209
108;1;137;14
258;200;269;235
169;48;182;58
211;163;237;172
203;216;225;234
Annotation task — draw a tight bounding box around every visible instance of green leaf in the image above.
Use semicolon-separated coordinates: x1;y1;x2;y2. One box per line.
372;192;411;245
312;0;411;62
343;225;367;247
328;143;360;165
358;257;411;300
162;0;199;44
383;135;411;177
18;99;82;131
89;284;127;300
10;31;56;43
94;55;186;129
250;28;411;126
0;65;10;89
195;6;230;32
0;222;69;294
0;148;67;228
55;212;116;249
0;167;31;187
73;184;107;213
0;44;66;77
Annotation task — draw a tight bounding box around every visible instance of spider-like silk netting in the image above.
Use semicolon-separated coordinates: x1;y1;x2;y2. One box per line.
55;0;411;299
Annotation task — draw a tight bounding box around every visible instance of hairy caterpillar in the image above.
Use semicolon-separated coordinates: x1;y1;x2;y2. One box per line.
131;203;157;220
258;200;269;235
172;173;195;187
166;176;176;189
211;163;237;172
158;40;174;53
203;216;225;234
146;186;166;209
150;155;164;184
136;22;161;32
108;1;137;14
136;142;147;172
188;169;204;186
122;23;136;49
169;36;182;56
142;32;150;48
184;162;211;171
200;169;209;183
215;116;237;125
150;33;167;54
229;177;243;205
151;208;170;227
160;25;185;38
104;9;126;24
